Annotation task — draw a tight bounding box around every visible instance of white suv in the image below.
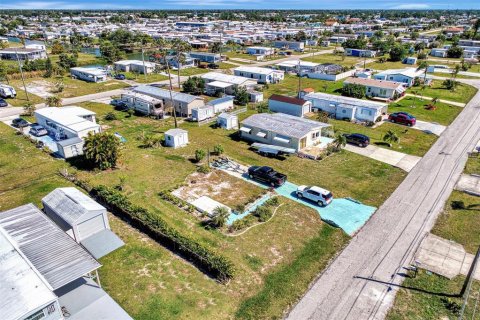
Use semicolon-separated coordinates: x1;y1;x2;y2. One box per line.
296;185;333;207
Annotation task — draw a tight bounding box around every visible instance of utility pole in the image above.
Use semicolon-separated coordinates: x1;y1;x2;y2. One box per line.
15;48;29;102
297;60;302;98
141;47;147;82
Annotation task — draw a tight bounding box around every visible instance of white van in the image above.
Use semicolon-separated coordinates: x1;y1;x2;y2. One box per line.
0;84;16;98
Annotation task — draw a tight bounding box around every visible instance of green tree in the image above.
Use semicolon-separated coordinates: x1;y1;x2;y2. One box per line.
211;206;229;228
389;44;407;62
50;41;64;54
211;42;222;53
83;132;121;170
100;41;124;63
234;87;249;106
316;111;329;123
447;46;463;59
383;130;399;147
44;57;53;78
213;144;224;155
182;76;205;95
45;95;62;107
23;102;35;116
341;83;366;99
195;149;206;162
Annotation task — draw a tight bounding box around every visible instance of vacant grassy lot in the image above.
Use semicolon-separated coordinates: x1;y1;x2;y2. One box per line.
49;52;106;67
302;53;363;67
387;270;480;320
5;86;44;107
390;96;462;126
9;76;130;99
122;72;169;83
330;119;437;157
366;59;416;71
407;80;477;104
262;74;344;98
179;67;210;76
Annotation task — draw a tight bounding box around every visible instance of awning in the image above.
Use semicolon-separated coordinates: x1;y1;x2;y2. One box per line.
80;229;124;259
256;131;267;138
240;127;251;133
273;136;290;144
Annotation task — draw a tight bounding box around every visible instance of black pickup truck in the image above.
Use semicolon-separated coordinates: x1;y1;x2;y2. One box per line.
247;166;287;187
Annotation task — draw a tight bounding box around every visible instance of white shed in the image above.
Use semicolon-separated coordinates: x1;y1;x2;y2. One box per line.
191;105;215;122
217;113;238;130
207;95;234;113
164;128;189;148
42;187;124;259
248;90;264;103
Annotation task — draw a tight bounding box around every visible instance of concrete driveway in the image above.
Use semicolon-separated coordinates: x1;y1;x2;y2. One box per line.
344;144;421;172
413;120;446;136
455;173;480;195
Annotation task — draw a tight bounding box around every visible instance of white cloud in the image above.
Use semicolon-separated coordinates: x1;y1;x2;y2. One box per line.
390;3;431;9
0;1;133;9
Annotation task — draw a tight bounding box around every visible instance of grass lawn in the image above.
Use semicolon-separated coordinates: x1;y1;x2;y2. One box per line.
390;96;462;126
6;86;44;107
0;99;409;319
431;72;480;80
366;60;416;70
262;74;344;98
49;52;107;67
9;76;130;99
122;72;169;83
407;80;477;104
387;270;480;320
218;62;238;69
330;119;437;157
179;67;210;76
302;53;363;68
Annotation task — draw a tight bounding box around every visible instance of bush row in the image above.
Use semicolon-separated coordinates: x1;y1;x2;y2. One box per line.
229;196;280;232
158;190;196;213
91;185;235;282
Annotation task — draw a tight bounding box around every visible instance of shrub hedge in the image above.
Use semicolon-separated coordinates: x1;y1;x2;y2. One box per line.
91;185;235;282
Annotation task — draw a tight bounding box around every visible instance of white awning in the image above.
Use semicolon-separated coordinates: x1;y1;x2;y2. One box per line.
240;127;251;133
256;131;267;138
273;136;290;144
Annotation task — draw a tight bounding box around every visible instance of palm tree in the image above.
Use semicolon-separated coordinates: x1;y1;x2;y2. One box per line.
83;132;121;170
383;130;399;147
155;38;178;128
23;102;35;116
172;39;192;89
452;64;461;80
45;95;62;108
333;133;347;151
211;206;229;228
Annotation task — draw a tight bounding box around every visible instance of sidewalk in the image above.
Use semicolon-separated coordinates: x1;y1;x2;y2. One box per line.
344;144;421;172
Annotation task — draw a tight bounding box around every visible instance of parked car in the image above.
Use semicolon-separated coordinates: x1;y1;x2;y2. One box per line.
389;112;416;126
343;133;370;148
114;74;126;80
208;63;220;69
0;98;8;107
247;166;287;187
29;124;48;137
11;118;29;128
296;185;333;207
110;99;129;111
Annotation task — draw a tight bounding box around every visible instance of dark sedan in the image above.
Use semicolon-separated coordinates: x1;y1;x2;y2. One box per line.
343;133;370;148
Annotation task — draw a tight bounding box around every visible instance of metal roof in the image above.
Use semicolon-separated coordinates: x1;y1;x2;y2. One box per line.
234;66;282;75
165;128;188;136
269;94;309;106
35;107;99;133
207;95;234;105
304;92;387;110
201;72;253;85
344;77;405;89
56;137;83;147
42;188;105;226
241;113;329;139
0;204;101;290
80;229;124;260
133;85;203;104
0;228;57;320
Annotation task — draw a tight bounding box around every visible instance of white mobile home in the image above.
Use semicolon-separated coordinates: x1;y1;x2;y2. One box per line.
207;95;234;113
373;68;427;87
114;60;156;74
240;113;329;152
0;47;47;60
70;67;107;83
133;85;205;117
42;187;124;259
246;46;275;55
120;92;164;118
191;105;215;121
304;92;388;122
275;60;320;74
164;128;189;148
343;77;406;100
234;66;284;84
217;113;238;130
273;41;305;51
268;94;312;118
430;48;448;58
202;72;257;95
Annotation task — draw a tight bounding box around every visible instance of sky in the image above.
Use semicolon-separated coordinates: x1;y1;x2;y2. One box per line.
0;0;479;10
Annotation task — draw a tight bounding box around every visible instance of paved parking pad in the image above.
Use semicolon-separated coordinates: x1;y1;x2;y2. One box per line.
413;120;446;136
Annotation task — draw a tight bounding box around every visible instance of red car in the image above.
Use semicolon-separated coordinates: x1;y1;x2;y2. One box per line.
388;112;416;126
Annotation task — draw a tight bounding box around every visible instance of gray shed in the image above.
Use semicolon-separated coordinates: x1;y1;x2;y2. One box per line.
42;187;124;259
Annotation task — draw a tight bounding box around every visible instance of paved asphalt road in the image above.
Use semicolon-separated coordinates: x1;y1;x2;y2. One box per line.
287;78;480;320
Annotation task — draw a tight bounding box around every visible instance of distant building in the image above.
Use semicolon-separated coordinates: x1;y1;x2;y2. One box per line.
0;47;47;61
246;46;275;55
164;128;189;148
268;94;312;117
234;66;284;84
189;52;221;64
344;48;377;58
273;41;305;51
114;60;156;74
70;67;107;83
343;77;406;100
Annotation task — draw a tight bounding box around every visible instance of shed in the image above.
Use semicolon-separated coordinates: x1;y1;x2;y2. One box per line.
164;128;189;148
207;95;234;113
217;113;238;130
268;94;312;117
404;57;417;65
248;90;264;103
191;105;215;122
42;187;124;259
56;137;84;159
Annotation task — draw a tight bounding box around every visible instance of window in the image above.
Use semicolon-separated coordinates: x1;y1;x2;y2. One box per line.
342;110;346;114
25;309;45;320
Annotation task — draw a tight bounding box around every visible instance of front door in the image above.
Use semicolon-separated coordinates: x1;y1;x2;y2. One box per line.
300;137;307;149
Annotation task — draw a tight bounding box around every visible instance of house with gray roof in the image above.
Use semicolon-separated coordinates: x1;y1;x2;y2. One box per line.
240;113;330;151
133;85;205;117
0;204;132;320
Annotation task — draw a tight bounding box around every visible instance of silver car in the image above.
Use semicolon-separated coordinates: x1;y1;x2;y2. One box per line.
29;124;48;137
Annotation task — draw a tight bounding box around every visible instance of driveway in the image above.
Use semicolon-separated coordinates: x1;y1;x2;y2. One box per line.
455;173;480;195
413;120;446;136
344;144;421;172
